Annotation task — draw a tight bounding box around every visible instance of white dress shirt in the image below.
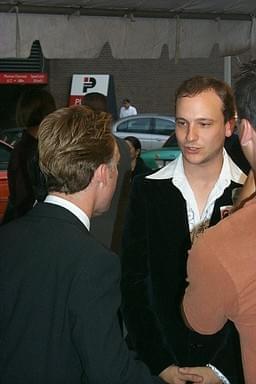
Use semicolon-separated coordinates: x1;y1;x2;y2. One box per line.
44;195;90;231
119;105;137;118
147;149;246;242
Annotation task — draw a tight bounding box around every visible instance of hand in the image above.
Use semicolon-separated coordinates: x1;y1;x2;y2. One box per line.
178;367;222;384
159;365;203;384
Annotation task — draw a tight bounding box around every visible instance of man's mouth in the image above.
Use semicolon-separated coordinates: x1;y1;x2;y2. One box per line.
184;145;201;152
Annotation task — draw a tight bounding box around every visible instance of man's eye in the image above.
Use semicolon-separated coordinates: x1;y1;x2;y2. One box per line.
176;120;187;127
199;122;211;127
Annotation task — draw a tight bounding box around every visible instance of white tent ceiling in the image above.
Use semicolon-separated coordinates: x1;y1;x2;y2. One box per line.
0;1;256;59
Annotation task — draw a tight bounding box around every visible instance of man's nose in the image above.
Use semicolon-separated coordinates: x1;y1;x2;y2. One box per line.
186;124;198;142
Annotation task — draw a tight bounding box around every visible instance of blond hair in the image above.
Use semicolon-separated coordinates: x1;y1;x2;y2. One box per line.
38;105;115;194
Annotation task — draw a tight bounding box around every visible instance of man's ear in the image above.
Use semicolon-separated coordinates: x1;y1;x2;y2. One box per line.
93;163;108;187
135;149;140;158
240;118;254;147
224;118;234;138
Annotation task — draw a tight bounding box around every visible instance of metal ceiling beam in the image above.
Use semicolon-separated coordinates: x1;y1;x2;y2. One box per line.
0;4;254;21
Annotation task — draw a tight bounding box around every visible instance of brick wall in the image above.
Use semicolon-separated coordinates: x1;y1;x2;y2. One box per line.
48;43;225;115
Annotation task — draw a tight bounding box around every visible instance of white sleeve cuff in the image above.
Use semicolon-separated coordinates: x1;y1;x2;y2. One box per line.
206;364;231;384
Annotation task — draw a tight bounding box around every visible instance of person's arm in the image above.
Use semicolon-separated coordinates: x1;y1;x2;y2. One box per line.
182;233;241;383
69;246;163;384
181;306;231;384
183;235;232;335
69;244;203;384
121;176;176;374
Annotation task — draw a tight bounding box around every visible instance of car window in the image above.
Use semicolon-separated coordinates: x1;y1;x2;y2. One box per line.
117;118;151;134
116;121;129;132
153;118;175;135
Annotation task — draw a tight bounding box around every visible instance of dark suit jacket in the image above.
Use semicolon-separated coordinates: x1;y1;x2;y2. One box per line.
0;202;163;384
121;175;244;383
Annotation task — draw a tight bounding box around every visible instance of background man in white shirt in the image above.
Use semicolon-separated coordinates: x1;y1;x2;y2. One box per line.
121;76;245;384
120;98;137;118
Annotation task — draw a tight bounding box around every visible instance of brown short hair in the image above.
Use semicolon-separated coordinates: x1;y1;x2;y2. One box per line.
38;105;115;194
83;92;108;112
175;76;235;123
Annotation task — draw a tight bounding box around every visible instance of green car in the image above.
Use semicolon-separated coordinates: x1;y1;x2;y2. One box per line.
141;133;180;170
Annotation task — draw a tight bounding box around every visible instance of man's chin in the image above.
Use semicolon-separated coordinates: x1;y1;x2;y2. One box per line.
182;154;204;166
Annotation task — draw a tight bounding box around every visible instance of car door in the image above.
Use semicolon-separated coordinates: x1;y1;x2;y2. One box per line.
152;117;176;149
115;117;152;150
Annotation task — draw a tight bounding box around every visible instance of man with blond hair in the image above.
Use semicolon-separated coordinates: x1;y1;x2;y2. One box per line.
0;106;203;383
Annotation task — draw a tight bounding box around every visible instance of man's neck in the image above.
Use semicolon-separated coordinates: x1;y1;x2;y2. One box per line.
183;155;224;216
184;157;223;183
50;191;93;219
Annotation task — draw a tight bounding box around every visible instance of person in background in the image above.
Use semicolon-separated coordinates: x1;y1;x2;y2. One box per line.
122;76;245;384
83;92;131;255
83;92;109;114
0;105;202;384
2;87;56;223
182;69;256;384
120;98;137;118
125;136;151;179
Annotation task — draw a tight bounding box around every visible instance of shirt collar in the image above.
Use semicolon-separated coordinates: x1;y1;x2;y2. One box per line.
146;149;247;185
44;195;90;231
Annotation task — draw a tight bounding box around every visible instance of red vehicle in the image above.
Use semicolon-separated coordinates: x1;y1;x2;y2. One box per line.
0;140;13;221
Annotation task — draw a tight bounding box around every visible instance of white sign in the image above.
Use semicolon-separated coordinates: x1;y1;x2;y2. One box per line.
69;74;110;105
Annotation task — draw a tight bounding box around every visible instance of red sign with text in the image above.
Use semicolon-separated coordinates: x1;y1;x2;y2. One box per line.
0;73;48;84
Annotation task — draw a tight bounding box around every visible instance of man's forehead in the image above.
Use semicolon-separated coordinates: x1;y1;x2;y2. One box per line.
176;90;224;113
177;89;221;102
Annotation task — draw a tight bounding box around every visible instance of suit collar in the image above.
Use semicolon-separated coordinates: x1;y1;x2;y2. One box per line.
28;202;89;233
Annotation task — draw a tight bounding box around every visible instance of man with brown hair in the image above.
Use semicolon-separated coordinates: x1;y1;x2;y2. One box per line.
122;76;245;383
0;105;200;384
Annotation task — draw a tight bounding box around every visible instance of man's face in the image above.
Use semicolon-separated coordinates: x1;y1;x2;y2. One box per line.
123;101;130;109
175;89;233;167
125;140;139;161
